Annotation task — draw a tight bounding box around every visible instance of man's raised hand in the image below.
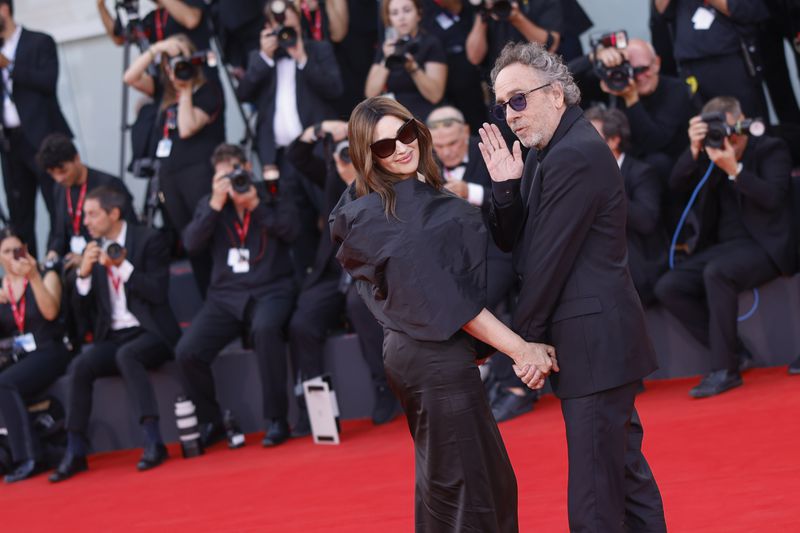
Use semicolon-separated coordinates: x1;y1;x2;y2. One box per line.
478;123;523;182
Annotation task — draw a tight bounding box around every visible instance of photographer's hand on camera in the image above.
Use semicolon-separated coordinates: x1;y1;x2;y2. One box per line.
381;38;398;69
285;33;307;65
260;25;280;60
705;138;739;177
209;170;232;211
688;116;708;161
78;240;102;279
596;48;639;105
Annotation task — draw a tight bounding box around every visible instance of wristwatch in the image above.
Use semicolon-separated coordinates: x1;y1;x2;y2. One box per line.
728;162;743;181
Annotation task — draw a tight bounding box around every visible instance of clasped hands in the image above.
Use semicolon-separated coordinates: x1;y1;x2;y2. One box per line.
512;342;559;390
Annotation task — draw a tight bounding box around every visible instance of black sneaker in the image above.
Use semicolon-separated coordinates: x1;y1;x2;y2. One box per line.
689;370;743;398
372;385;400;425
262;418;290;447
223;410;246;449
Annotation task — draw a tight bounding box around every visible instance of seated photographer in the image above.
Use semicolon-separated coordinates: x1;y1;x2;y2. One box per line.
585;106;667;306
236;0;343;281
99;0;212;52
176;144;298;448
654;96;795;399
50;186;181;482
365;0;448;121
285;121;397;435
654;0;770;118
124;33;224;297
0;229;71;483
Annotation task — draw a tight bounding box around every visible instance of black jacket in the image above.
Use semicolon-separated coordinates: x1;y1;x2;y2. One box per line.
76;224;181;348
669;135;796;275
235;41;343;165
0;28;72;149
490;105;658;398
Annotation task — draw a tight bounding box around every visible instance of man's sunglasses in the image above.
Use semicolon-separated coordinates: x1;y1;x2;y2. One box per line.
632;64;652;77
491;83;551;122
370;119;418;159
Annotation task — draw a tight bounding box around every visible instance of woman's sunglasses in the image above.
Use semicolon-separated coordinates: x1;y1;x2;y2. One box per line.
370;119;418;159
490;83;551;122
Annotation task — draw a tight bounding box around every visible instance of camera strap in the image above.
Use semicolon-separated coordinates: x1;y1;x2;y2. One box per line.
155;8;169;43
106;266;123;295
301;3;322;41
6;279;28;334
66;181;88;236
234;210;252;247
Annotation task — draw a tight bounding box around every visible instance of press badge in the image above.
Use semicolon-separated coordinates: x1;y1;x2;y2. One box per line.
692;7;715;30
227;248;250;273
14;333;36;353
436;13;455;31
156;138;173;158
70;235;87;255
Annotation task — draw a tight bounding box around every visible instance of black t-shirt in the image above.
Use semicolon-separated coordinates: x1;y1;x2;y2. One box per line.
374;30;447;120
484;0;563;72
298;4;331;42
154;81;225;174
0;277;65;347
115;2;212;50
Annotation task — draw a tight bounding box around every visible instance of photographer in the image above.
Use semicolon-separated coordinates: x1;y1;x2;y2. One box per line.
51;186;181;482
654;96;794;398
365;0;448;121
176;144;298;448
654;0;770;117
123;33;224;296
296;0;349;43
285;121;397;435
0;228;70;483
99;0;212;51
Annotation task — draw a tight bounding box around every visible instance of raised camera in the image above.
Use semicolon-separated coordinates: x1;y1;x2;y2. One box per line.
225;165;254;194
590;30;633;92
469;0;513;21
700;111;765;149
385;36;421;70
169;51;215;81
268;0;298;48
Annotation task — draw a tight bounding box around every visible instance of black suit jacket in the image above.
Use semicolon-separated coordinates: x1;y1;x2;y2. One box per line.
48;168;137;256
1;28;72;149
235;41;343;165
669;135;796;275
76;224;181;348
490;105;658;398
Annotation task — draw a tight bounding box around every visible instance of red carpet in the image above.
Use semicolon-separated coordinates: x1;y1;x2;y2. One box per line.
1;367;798;532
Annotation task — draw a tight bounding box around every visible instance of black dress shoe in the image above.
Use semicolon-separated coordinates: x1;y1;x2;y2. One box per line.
262;418;290;447
789;355;800;375
291;409;311;438
137;442;168;471
49;453;88;483
371;385;400;425
689;369;743;398
491;387;537;423
200;421;226;448
4;459;45;484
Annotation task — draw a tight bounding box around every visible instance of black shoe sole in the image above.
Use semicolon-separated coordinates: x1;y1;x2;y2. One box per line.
688;379;743;399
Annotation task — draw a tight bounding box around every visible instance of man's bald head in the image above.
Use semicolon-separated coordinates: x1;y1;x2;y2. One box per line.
426;106;470;168
626;39;660;96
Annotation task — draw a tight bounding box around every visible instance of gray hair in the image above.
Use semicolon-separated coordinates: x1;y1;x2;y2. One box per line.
491;42;581;107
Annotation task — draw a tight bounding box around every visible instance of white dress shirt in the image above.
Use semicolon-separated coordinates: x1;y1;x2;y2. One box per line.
1;25;23;128
260;52;305;148
616;153;626;170
76;222;141;330
443;155;485;206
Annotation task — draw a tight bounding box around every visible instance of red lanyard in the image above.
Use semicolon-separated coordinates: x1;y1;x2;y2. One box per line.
163;108;176;139
66;181;88;236
106;267;123;295
301;3;322;41
234;211;251;247
7;280;28;334
155;8;169;42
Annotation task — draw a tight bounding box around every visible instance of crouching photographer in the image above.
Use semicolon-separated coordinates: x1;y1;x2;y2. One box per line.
654;96;794;398
176;144;299;448
0;228;71;483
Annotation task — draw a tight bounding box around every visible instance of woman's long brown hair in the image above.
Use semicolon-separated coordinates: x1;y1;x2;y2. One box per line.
347;97;442;217
159;33;206;112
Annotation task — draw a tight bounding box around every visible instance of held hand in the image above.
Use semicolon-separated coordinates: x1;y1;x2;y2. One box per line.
79;241;102;278
210;171;232;211
444;180;469;199
478;123;524;182
705;137;739;176
513;365;546;390
516;341;558;375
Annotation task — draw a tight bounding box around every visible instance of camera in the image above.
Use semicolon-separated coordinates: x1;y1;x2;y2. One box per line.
385;35;421;70
225;165;254;194
12;247;25;260
0;337;26;372
469;0;513;21
700;112;766;149
590;30;633;92
335;140;351;164
115;0;140;15
106;243;125;261
267;0;299;48
169;51;216;81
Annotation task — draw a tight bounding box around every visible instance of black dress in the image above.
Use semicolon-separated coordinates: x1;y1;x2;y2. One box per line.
330;178;518;532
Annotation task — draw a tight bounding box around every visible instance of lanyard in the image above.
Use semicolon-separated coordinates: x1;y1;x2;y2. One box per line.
106;266;123;295
163;108;176;139
301;3;323;41
7;279;28;334
234;211;251;247
155;8;169;42
66;181;88;236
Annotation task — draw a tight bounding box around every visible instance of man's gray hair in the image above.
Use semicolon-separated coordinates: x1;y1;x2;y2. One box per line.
491;42;581;107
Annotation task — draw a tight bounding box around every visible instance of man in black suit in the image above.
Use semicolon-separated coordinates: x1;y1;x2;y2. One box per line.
585;106;667;306
285;121;397;435
479;42;666;531
50;187;181;482
654;96;795;398
426;105;529;422
235;0;343;282
0;0;72;254
176;143;298;448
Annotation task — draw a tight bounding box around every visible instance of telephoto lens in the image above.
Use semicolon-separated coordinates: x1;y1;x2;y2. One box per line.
225;165;253;194
174;396;204;458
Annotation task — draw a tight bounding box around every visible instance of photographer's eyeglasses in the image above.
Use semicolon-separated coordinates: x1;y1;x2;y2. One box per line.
632;64;652;78
370;119;419;159
491;83;552;122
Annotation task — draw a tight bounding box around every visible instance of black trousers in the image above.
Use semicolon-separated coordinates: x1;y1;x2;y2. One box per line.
561;380;666;533
65;328;171;435
654;239;780;372
288;271;386;389
0;344;71;462
0;128;57;255
679;53;766;118
176;287;295;425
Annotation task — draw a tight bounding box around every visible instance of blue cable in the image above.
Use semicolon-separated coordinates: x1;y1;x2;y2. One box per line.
668;161;759;322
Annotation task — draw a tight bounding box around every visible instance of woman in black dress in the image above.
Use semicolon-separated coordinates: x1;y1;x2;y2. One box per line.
0;228;71;483
331;96;558;532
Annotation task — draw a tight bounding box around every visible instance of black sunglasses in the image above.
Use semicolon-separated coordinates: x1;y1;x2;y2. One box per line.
370;119;418;159
491;83;551;122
